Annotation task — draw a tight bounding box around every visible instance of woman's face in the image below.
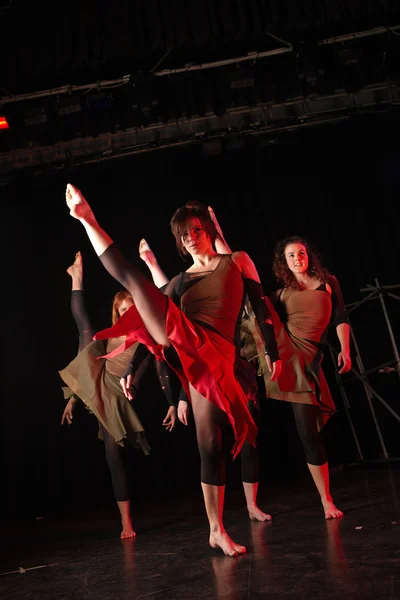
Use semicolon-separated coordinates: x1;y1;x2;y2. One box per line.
117;297;134;318
284;243;309;276
181;217;210;255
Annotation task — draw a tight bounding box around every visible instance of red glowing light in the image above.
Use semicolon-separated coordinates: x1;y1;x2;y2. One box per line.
0;116;10;130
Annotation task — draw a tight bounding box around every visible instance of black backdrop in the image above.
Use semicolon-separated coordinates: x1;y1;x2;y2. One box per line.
2;114;400;519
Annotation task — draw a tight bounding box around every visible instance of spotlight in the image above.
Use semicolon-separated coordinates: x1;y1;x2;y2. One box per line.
0;115;9;130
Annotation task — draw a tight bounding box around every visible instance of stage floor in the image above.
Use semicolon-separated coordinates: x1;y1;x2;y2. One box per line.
1;464;399;599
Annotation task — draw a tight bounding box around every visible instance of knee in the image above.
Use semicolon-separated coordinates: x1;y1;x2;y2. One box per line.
302;438;327;466
198;433;223;464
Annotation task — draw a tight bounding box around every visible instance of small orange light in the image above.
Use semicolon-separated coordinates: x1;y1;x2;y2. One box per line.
0;116;10;130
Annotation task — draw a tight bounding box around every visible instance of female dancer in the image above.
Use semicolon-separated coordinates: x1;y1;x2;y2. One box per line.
136;236;272;522
259;236;351;519
193;214;351;520
64;184;281;556
60;251;177;539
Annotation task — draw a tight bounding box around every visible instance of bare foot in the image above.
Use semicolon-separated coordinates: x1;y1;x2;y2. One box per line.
209;530;246;557
65;183;94;221
138;238;157;266
67;251;83;280
121;525;137;540
323;500;344;519
248;506;272;522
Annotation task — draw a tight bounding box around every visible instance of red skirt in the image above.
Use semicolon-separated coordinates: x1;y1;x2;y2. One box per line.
94;299;257;458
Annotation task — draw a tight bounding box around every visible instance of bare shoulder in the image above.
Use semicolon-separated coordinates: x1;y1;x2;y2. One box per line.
231;250;260;281
231;250;252;267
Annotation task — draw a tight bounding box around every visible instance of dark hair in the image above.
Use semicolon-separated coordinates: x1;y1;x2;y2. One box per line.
170;200;218;255
111;290;133;325
272;236;329;289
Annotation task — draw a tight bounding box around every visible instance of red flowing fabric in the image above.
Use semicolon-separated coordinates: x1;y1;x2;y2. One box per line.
94;298;257;458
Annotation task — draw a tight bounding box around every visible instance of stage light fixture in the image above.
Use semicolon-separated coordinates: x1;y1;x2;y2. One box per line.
55;96;82;116
0;116;9;130
230;70;256;90
23;106;48;126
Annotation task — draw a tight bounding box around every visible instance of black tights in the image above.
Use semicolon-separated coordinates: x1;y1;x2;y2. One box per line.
191;390;227;486
71;290;95;352
100;424;130;501
191;390;259;486
71;289;131;502
292;402;327;466
99;245;170;348
240;400;260;484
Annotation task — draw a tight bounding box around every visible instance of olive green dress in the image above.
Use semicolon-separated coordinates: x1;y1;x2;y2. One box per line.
59;337;150;452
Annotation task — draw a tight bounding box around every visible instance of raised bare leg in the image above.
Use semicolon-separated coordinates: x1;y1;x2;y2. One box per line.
66;250;95;351
65;184;169;347
67;251;83;290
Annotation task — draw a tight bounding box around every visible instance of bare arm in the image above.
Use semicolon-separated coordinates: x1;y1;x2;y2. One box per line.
327;275;352;374
139;238;170;288
336;322;351;374
208;206;233;254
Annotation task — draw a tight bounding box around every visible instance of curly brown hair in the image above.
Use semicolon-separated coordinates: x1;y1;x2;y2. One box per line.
111;290;133;325
170;200;218;256
272;236;329;289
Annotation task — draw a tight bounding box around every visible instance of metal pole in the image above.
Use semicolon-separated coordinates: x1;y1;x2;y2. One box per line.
348;321;390;459
328;345;364;462
375;278;400;378
2;25;400;106
345;289;377;316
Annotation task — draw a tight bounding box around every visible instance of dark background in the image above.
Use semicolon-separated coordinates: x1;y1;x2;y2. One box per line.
1;1;400;520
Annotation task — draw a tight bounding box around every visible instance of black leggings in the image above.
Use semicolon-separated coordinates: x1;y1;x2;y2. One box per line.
240;400;260;483
192;394;259;487
71;290;132;502
71;290;95;351
292;402;327;466
100;424;130;501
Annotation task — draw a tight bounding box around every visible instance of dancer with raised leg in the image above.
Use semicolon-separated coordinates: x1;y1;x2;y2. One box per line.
60;250;177;539
65;184;281;556
136;234;272;522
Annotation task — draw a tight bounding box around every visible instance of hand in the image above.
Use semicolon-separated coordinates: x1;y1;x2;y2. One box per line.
338;350;351;374
178;400;190;425
120;375;135;401
65;184;93;221
265;355;282;382
163;406;177;432
208;206;223;237
138;238;158;267
61;397;77;425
